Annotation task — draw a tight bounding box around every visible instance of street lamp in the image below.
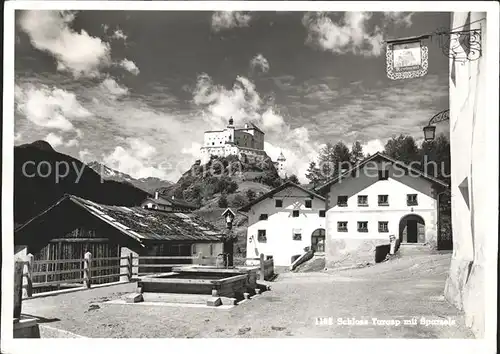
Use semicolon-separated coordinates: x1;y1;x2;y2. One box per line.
423;109;450;141
423;125;437;142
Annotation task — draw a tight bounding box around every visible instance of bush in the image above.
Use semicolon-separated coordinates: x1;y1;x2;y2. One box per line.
246;189;256;202
230;194;248;208
226;180;239;194
218;194;228;208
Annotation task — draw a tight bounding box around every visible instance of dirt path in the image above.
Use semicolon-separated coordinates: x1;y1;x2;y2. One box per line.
21;253;474;338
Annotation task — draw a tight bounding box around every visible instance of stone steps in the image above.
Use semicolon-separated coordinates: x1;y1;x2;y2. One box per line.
397;244;431;256
141;292;237;306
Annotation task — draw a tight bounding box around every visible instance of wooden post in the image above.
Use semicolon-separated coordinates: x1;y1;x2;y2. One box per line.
14;261;24;319
84;252;92;288
45;245;50;284
127;252;133;281
259;253;265;281
57;241;62;290
22;254;33;298
196;252;203;266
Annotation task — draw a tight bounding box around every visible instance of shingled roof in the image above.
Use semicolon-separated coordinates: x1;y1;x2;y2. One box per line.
15;194;223;247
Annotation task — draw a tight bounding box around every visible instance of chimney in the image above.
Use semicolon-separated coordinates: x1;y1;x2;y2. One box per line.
154;191;159;199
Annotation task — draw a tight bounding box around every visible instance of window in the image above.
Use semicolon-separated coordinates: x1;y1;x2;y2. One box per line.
305;200;312;208
259;214;268;220
407;194;418;206
191;244;197;255
378;169;389;180
275;199;283;208
292;229;302;241
337;195;348;207
378;221;389;233
357;221;368;232
209;244;214;256
319;210;326;218
358;195;368;206
257;230;267;243
292;210;300;217
337;221;348;232
378;195;389;206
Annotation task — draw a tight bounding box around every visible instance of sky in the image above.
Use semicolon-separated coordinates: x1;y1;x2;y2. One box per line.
14;10;451;183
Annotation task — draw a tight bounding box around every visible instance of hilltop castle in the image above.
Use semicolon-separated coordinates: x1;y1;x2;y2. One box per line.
199;118;286;178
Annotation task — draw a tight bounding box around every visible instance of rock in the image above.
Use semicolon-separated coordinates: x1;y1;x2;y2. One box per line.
206;297;222;307
125;293;143;303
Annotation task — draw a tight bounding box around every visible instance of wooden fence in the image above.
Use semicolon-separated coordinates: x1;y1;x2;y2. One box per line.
16;251;275;299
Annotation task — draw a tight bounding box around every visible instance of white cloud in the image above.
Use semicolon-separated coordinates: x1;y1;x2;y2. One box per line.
44;133;64;148
261;108;285;130
383;12;414;27
100;77;129;97
193;73;262;126
79;149;93;163
65;139;79;147
181;142;204;160
15;84;91;132
103;138;167;179
19;10;111;78
111;29;127;41
14;132;23;142
44;132;80;149
211;11;251;32
302;12;384;57
119;58;140;75
250;54;270;73
361;139;385;155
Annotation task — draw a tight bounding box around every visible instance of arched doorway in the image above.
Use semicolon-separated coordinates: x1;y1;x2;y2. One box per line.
311;228;326;252
399;214;425;243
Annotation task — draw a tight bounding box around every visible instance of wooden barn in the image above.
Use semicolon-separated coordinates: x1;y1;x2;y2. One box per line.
14;194;225;290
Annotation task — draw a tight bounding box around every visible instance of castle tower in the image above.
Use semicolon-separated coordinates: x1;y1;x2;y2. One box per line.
277;151;286;178
227;117;235;143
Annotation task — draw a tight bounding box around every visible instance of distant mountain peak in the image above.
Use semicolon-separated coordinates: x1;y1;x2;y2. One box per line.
86;161;172;194
28;140;55;152
87;161;129;179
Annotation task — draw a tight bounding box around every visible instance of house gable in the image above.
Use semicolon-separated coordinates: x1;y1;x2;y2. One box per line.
315;152;448;197
323;158;444;211
238;182;325;213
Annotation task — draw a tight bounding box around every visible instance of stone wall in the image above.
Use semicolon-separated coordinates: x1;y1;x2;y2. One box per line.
325;238;390;269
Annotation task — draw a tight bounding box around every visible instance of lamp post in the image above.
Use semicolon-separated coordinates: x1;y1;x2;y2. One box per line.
423;109;450;141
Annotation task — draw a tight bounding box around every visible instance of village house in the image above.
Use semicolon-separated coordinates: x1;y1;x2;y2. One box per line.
444;11;494;338
14;194;225;285
141;191;198;212
315;152;448;269
238;181;327;267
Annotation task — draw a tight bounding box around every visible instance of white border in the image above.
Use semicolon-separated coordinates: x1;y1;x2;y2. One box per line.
2;2;499;354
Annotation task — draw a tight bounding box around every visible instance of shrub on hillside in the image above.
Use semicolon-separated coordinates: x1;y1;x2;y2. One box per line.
257;171;282;188
246;189;256;202
229;193;248;208
218;194;228;208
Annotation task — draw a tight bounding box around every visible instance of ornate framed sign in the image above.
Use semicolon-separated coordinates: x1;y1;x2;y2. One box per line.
386;39;429;80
